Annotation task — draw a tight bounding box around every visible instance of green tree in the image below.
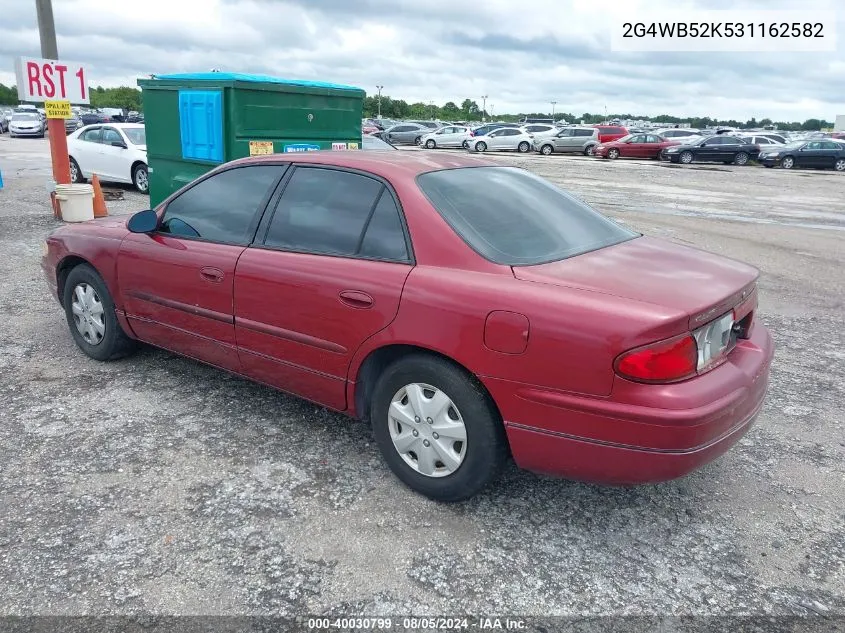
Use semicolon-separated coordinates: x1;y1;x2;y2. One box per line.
0;83;18;105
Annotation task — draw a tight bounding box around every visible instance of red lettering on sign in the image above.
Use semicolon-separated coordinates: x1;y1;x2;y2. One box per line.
27;62;41;97
42;63;55;97
55;65;68;98
76;67;86;100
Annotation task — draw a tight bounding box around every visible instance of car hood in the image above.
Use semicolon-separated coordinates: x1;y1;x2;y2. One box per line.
512;236;758;325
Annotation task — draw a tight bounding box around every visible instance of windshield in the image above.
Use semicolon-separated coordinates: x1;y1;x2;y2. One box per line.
122;127;146;145
416;167;638;266
11;113;39;121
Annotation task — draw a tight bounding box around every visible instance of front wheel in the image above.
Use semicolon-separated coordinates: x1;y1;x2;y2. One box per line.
517;141;530;153
370;354;508;502
781;156;794;169
607;148;620;159
834;158;845;172
425;139;436;149
63;264;137;361
540;144;553;156
475;141;487;152
133;163;149;193
69;158;84;183
679;151;694;164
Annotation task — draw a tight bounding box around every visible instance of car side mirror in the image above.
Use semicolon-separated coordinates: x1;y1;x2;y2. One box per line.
111;140;127;148
127;208;158;233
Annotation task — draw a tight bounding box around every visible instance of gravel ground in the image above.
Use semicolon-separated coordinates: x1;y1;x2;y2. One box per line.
0;136;843;624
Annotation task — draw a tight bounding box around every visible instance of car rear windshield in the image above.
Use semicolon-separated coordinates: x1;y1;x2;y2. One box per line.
416;167;638;266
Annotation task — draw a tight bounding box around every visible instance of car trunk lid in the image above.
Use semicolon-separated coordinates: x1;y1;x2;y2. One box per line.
512;236;758;327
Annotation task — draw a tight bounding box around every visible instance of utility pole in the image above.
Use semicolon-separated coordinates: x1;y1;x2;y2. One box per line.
490;104;494;120
35;0;71;185
429;100;434;120
551;101;557;123
481;95;488;122
376;85;383;119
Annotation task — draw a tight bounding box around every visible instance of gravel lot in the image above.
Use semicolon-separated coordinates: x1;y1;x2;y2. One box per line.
0;135;843;623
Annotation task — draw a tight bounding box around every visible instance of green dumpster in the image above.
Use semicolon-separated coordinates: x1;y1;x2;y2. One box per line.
137;72;365;206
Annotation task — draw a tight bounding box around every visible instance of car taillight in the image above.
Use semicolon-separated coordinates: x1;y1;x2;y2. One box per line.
615;335;697;383
692;311;735;371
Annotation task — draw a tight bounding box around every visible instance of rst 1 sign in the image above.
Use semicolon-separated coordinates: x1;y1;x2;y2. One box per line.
14;57;89;105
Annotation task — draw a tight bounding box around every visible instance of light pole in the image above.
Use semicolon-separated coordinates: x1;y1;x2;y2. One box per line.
551;100;557;123
376;85;383;119
429;100;434;120
481;95;488;122
490;104;494;120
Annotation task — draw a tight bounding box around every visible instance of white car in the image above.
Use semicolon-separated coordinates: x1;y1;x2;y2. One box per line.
655;128;703;144
67;123;148;193
468;127;533;153
520;123;559;140
421;125;471;149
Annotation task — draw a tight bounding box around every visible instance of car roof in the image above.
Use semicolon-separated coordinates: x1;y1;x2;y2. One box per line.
231;150;497;178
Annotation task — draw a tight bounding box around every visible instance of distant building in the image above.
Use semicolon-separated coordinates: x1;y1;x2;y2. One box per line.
835;115;845;132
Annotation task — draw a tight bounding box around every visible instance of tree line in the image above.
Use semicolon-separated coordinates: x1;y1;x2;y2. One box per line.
363;93;833;131
0;84;143;111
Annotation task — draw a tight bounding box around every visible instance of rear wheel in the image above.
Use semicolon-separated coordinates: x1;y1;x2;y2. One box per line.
517;141;530;153
584;145;596;156
781;156;795;169
734;152;749;166
370;354;508;501
414;136;423;146
133;163;149;193
63;264;137;361
834;158;845;171
607;148;620;159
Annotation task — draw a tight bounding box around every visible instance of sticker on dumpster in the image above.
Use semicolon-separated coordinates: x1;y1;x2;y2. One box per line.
249;141;274;156
347;142;359;150
332;142;348;151
44;100;72;119
283;144;321;153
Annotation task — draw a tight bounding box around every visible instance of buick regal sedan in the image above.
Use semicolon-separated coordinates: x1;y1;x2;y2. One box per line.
42;152;774;501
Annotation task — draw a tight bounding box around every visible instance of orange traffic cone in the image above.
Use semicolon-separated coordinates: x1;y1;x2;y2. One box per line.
91;174;108;218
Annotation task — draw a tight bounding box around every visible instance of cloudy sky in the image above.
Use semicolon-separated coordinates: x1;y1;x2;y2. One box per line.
1;0;842;121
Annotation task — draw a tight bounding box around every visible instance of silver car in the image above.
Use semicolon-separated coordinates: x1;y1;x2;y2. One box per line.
534;127;599;155
383;123;430;145
421;125;471;149
468;128;533;153
8;112;45;138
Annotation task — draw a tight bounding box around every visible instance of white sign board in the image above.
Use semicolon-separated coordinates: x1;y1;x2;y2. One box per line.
14;57;90;104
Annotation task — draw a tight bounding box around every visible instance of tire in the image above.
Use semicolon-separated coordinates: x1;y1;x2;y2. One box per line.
425;139;436;149
834;158;845;172
414;136;422;146
69;157;84;183
63;264;137;361
370;354;508;502
133;163;149;193
763;164;773;168
475;141;487;152
584;145;596;156
607;148;620;159
517;141;530;153
734;152;749;166
781;156;794;169
540;144;553;156
679;151;694;164
462;140;469;149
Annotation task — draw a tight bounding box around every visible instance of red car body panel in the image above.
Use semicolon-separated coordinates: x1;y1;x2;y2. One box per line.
42;151;774;485
593;125;629;143
594;138;680;159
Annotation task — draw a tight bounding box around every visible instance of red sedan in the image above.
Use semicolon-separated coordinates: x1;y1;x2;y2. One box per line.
42;152;773;501
595;133;680;159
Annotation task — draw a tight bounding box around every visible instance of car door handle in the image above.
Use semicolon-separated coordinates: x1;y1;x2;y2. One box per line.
339;290;374;309
200;267;224;283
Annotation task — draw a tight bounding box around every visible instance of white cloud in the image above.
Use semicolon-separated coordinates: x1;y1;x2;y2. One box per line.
0;0;842;120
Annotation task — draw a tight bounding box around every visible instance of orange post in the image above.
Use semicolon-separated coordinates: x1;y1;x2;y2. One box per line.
91;173;108;217
47;117;71;184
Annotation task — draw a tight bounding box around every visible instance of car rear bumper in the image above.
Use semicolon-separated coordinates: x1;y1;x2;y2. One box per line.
483;322;774;484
